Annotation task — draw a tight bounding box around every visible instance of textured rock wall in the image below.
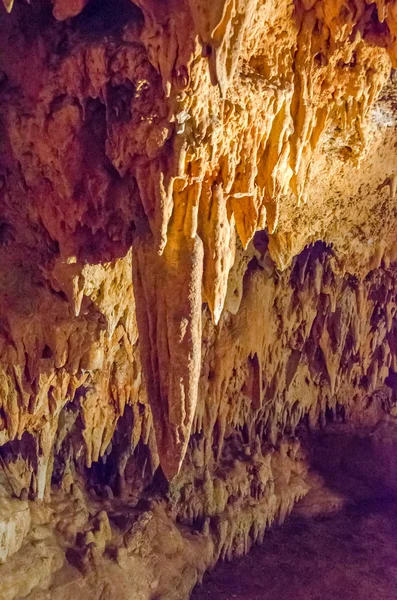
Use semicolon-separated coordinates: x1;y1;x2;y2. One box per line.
1;0;397;598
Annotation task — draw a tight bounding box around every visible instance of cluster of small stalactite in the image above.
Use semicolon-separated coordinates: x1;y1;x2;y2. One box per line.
185;239;397;465
129;239;397;544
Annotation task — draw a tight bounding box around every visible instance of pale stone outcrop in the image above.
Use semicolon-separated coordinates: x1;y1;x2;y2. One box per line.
0;496;30;564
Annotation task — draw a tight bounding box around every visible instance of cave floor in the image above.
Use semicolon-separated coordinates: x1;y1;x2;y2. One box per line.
191;501;397;600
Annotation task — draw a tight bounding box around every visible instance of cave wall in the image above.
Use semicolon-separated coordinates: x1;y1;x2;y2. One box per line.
1;0;397;598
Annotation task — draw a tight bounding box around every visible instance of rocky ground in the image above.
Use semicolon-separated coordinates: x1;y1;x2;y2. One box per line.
192;501;397;600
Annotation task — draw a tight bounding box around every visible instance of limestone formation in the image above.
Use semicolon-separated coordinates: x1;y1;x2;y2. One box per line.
0;0;397;598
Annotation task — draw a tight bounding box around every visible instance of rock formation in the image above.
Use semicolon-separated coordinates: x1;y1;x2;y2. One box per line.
0;0;397;597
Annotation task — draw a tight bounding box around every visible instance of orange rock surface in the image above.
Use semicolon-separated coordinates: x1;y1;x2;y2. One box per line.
0;0;397;597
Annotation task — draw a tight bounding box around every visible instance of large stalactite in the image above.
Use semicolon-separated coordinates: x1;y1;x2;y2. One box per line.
1;0;397;598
